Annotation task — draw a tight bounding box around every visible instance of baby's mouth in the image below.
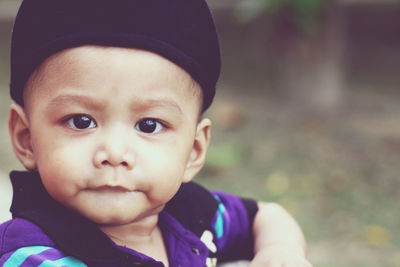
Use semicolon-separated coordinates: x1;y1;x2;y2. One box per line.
90;185;132;192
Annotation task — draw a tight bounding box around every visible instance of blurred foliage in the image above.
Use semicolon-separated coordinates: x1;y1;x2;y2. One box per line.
265;171;290;197
363;225;390;248
205;143;244;168
235;0;328;35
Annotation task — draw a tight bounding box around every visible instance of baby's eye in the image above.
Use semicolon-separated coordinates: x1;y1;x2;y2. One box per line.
135;118;164;134
66;114;97;130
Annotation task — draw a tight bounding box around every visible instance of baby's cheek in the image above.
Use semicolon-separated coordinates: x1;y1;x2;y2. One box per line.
38;160;81;196
150;167;185;202
40;174;67;201
49;146;89;172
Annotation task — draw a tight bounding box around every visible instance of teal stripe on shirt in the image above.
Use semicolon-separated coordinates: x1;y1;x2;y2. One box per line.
38;256;87;267
215;202;226;239
3;246;51;266
213;194;226;239
3;246;87;267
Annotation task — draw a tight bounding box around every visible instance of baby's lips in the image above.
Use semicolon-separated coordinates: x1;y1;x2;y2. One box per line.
87;184;134;192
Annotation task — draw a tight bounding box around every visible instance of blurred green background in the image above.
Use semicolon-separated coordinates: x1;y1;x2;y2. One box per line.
1;0;400;266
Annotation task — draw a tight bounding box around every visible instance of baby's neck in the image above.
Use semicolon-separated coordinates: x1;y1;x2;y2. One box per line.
98;214;169;266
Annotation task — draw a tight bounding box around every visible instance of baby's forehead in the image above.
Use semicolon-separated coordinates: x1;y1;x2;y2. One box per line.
35;46;195;80
24;46;203;114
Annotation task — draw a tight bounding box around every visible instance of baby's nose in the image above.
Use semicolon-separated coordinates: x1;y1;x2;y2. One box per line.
93;149;135;169
93;128;135;169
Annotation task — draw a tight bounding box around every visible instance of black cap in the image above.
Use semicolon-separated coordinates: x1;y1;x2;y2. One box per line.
10;0;220;111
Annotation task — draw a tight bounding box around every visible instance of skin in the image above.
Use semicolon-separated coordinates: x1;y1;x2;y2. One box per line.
9;45;312;267
250;203;313;267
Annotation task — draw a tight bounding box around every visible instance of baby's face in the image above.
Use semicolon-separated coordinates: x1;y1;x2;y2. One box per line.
21;46;207;225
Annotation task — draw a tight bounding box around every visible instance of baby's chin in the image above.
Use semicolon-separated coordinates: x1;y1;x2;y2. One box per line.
91;215;135;226
75;204;164;227
81;210;140;226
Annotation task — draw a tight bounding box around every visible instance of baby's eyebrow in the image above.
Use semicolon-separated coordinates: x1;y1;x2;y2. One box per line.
133;98;183;115
46;94;183;115
46;94;106;111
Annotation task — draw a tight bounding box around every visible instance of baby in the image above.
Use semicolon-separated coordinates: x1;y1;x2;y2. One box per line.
0;0;312;266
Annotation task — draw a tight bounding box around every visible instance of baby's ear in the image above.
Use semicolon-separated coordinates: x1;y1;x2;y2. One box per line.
8;104;36;170
183;118;211;183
